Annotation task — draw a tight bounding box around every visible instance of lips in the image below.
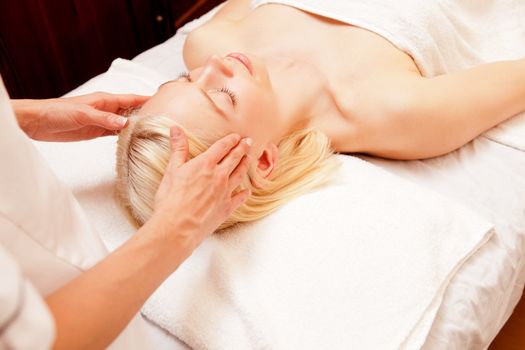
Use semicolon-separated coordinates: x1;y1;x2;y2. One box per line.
226;53;253;75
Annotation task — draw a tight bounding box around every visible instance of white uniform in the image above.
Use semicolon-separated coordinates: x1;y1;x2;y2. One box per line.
0;78;151;349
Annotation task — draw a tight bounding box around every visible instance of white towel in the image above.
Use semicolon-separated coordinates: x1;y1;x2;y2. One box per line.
141;155;493;350
252;0;525;151
34;58;495;349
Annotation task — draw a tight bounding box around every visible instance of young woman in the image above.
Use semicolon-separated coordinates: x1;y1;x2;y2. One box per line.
117;0;525;228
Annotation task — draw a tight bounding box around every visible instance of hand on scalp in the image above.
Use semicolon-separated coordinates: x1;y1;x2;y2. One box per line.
14;92;150;141
150;126;252;251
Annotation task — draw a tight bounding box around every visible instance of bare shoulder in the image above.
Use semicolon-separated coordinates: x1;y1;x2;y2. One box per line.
209;0;252;23
336;63;423;126
183;1;251;69
182;22;231;69
325;26;424;122
332;67;426;155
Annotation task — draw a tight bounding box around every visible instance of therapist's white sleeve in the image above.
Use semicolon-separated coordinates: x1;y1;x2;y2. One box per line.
0;242;55;350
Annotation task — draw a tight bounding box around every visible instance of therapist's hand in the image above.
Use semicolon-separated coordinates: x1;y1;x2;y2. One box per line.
44;130;251;350
11;92;149;141
148;127;252;254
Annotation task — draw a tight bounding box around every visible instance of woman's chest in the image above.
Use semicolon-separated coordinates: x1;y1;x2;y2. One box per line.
186;5;415;104
183;4;419;150
185;4;413;81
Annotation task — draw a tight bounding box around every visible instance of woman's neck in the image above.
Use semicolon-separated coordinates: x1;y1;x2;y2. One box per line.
261;53;338;138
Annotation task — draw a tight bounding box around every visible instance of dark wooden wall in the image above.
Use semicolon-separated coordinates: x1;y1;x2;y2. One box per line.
0;0;224;99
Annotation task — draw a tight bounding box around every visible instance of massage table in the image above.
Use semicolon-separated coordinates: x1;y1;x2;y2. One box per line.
37;5;525;349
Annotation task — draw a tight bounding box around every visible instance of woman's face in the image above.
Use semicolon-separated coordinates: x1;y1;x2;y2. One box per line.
138;53;283;149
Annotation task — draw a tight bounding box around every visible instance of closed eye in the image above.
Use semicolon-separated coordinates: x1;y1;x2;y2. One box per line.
178;71;238;107
177;71;192;81
217;87;238;106
173;71;238;111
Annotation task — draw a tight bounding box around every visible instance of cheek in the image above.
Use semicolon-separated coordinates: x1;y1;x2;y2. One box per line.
237;100;278;143
241;86;277;118
240;100;269;128
254;97;278;129
232;80;278;134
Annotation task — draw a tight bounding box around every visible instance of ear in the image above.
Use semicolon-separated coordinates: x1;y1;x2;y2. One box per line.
255;143;279;180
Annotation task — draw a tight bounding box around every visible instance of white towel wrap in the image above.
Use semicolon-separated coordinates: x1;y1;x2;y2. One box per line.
251;0;525;151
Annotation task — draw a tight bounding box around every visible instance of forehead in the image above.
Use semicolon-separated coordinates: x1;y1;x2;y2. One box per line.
139;81;229;140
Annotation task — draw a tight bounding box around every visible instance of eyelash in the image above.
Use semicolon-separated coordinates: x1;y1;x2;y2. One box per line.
178;71;238;106
177;71;191;80
218;87;238;106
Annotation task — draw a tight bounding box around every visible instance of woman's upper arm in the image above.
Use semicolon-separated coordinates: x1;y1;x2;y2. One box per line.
354;60;525;159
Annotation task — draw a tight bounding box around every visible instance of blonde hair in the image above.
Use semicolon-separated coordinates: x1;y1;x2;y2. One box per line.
116;114;339;230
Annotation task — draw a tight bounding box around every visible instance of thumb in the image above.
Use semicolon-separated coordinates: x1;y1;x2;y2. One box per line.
167;126;189;170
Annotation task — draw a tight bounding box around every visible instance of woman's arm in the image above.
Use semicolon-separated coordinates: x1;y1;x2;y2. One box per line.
46;219;189;350
359;58;525;159
45;129;251;350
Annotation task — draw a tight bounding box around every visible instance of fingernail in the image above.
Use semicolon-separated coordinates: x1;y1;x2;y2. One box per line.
112;116;128;127
244;138;253;146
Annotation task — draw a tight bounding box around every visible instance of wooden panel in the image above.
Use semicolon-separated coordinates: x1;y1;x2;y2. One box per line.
489;292;525;349
125;0;176;52
0;0;138;98
174;0;225;28
0;0;224;99
43;0;138;94
0;0;69;98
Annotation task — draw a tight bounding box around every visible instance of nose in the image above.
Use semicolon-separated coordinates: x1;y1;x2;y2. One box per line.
198;55;234;84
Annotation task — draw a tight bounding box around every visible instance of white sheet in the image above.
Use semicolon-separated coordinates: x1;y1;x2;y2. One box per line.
363;140;525;349
54;5;525;349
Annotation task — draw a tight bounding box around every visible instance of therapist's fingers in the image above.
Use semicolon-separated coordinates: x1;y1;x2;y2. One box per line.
228;155;250;193
166;126;189;171
100;93;150;114
113;93;150;108
228;189;251;215
75;105;129;130
69;92;150;113
219;138;252;175
199;133;242;165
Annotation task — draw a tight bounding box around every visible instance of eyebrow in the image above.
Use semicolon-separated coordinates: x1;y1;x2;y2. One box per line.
159;79;228;119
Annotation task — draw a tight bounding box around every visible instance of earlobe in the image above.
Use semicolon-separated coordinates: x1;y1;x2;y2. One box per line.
256;143;279;179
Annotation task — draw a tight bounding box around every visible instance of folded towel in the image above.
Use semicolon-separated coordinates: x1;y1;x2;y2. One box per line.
141;155;493;350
